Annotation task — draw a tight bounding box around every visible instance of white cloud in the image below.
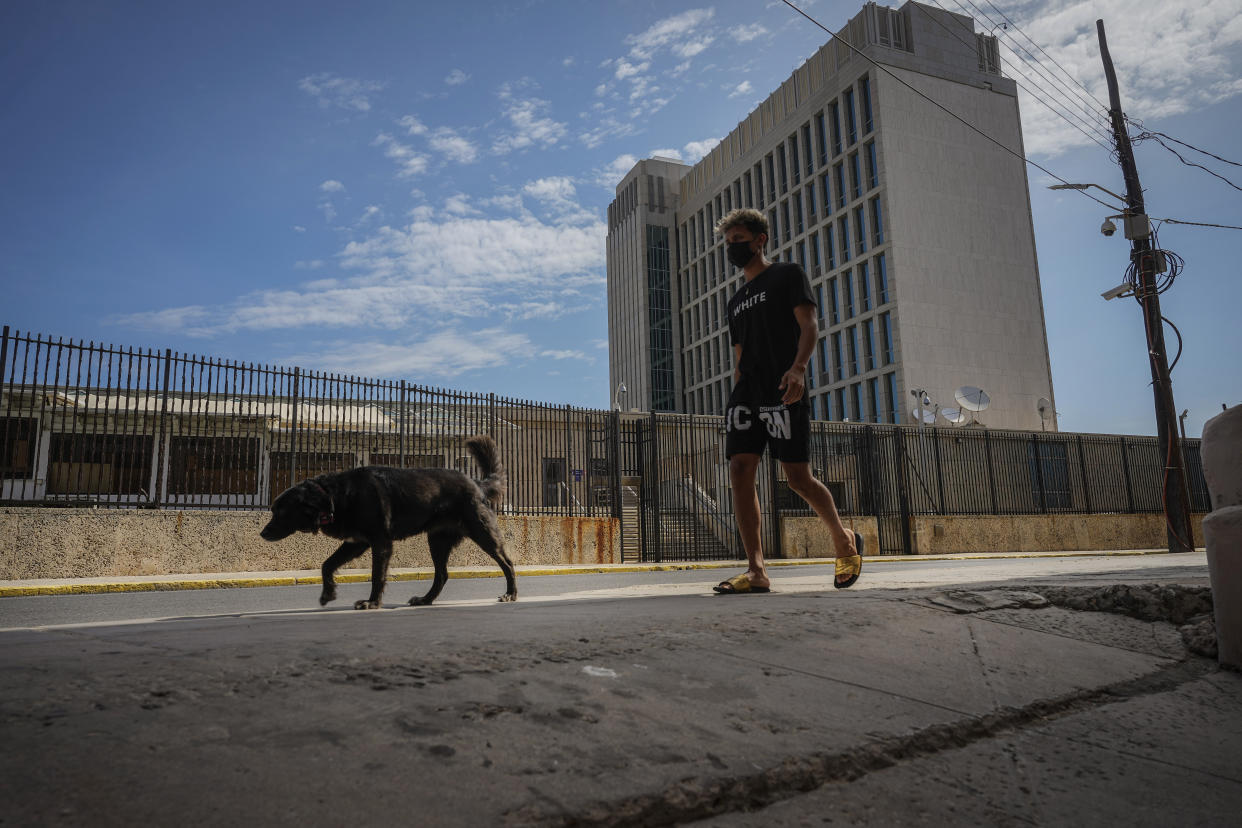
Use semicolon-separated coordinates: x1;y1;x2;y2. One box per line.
294;260;325;270
523;177;597;225
287;328;537;379
318;201;337;223
319;179;345;193
727;80;753;98
683;138;721;163
293;225;307;233
649;147;682;160
626;8;716;61
298;73;384;112
614;58;650;80
579;117;639;149
356;205;381;225
444;69;469;86
924;0;1242;158
672;36;714;59
429;127;479;163
540;349;591;362
492;88;568;154
563;57;576;67
372;132;430;178
443;193;481;216
731;24;768;43
398;115;428;136
595;154;639;188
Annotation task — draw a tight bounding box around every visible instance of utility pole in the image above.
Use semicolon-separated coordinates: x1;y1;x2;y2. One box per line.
1097;19;1195;553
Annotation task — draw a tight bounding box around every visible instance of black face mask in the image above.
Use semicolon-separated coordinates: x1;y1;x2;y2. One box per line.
727;241;755;269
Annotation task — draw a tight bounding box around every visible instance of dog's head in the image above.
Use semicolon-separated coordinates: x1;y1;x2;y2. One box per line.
260;480;334;541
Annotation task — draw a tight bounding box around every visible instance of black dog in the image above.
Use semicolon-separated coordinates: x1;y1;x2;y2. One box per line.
260;435;515;609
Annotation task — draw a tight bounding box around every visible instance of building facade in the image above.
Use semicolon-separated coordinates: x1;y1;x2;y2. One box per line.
605;1;1057;431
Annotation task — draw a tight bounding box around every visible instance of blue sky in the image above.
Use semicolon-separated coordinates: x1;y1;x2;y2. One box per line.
2;0;1239;436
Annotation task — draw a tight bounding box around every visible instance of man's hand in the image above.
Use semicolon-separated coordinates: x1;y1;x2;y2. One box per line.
778;366;806;405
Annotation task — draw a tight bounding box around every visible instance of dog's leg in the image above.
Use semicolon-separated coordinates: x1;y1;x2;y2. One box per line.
409;531;459;607
355;541;392;610
321;541;367;606
464;509;517;603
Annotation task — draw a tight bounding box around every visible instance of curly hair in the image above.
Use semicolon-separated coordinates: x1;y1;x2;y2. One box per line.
714;208;769;241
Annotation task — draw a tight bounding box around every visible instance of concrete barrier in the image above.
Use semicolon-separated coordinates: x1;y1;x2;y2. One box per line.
1202;404;1242;668
0;507;619;580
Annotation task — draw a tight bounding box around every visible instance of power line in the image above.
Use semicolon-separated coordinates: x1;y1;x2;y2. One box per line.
915;1;1115;153
1152;217;1242;231
776;0;1122;213
979;0;1112;114
1136;131;1242;192
944;0;1111;135
1132;128;1241;167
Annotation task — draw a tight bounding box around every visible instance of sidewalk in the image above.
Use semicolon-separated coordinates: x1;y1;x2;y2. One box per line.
0;552;1236;826
0;547;1179;597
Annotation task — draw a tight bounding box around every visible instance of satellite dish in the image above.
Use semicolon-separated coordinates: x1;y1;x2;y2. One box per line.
1037;397;1053;420
940;407;967;425
955;386;991;412
910;407;936;424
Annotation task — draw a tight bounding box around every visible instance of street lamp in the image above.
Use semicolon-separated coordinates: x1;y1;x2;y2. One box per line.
613;381;628;412
1047;181;1128;205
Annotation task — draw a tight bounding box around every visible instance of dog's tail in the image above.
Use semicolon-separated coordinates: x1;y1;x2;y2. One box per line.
465;435;505;509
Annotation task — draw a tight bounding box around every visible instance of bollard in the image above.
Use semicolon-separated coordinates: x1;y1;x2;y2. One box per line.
1202;404;1242;668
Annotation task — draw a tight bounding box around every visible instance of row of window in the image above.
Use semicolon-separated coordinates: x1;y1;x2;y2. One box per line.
812;310;896;389
680;72;876;263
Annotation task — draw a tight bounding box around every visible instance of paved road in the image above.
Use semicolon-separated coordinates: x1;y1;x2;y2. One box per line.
0;552;1210;630
2;552;1235;827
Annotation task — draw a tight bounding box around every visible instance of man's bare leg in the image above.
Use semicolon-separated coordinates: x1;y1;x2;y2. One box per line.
782;461;858;585
729;453;769;589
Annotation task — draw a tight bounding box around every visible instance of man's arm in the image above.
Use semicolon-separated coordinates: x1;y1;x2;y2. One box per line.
733;344;743;383
778;303;817;405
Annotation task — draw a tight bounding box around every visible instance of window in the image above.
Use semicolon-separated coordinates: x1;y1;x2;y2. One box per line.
839;215;850;261
831;332;843;380
850;382;863;420
802;123;814;176
48;433;154;495
885;372;900;423
1028;441;1072;508
863;318;876;371
781;201;792;243
871;197;884;246
820;174;832;218
782;140;794;189
843;269;854;318
828;276;840;324
169;437;262;496
859;260;871;311
866;141;878;190
876;252;889;303
743;171;753;207
822;392;833;421
880;311;894;364
818;337;830;382
755;163;765;208
1;417;38;479
844;88;857;144
768;208;778;244
806;183;817;223
796;240;806;268
847;326;860;376
860;74;873;133
836;388;848;422
766;154;777;201
867;377;881;423
815;112;828;166
810;232;821;270
854;206;867;254
793;193;804;235
829;101;842;156
849;152;862;200
834;163;847;209
825;224;836;269
810;396;818;419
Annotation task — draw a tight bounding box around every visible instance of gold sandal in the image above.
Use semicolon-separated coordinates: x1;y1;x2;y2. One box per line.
834;531;864;589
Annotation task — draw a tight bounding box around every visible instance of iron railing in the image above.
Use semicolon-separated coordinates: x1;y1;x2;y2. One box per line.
0;327;1211;560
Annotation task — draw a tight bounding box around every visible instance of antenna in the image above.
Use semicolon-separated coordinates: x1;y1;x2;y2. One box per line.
940;406;967;425
954;386;991;425
1037;397;1053;431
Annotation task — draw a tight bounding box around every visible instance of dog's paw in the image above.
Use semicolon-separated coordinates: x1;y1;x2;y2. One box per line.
319;590;337;606
353;599;382;610
408;595;433;607
497;593;517;603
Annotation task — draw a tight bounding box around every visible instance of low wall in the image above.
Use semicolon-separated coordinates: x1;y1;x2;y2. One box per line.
780;512;1205;557
0;507;619;580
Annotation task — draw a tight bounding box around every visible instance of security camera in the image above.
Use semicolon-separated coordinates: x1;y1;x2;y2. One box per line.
1100;218;1117;237
1101;282;1131;301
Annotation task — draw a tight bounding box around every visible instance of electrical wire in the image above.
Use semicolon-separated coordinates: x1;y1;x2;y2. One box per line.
1128;124;1242;167
942;0;1113;137
916;1;1115;154
1163;316;1183;375
1132;129;1242;192
776;0;1123;214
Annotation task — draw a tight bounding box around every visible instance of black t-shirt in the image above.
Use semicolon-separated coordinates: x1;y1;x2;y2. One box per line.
727;262;817;403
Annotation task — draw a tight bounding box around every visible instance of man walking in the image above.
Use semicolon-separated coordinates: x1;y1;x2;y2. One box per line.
713;208;862;594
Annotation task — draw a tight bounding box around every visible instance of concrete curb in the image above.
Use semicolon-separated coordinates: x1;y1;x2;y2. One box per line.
0;549;1190;598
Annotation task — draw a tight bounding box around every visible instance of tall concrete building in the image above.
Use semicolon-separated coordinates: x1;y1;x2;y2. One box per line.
605;1;1057;431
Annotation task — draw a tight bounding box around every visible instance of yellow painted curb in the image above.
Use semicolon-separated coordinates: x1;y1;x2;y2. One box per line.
0;549;1189;598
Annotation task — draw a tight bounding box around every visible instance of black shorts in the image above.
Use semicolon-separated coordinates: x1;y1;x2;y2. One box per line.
725;394;811;462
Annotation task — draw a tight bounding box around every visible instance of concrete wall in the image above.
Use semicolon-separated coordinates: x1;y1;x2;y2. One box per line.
781;516;879;559
0;508;620;581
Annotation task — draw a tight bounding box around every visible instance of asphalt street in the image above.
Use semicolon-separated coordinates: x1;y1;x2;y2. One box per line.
1;552;1236;827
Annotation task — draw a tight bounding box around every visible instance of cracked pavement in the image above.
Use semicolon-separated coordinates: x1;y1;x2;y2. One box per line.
0;555;1238;826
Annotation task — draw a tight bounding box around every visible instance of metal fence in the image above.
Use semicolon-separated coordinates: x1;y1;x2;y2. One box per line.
0;327;1210;560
